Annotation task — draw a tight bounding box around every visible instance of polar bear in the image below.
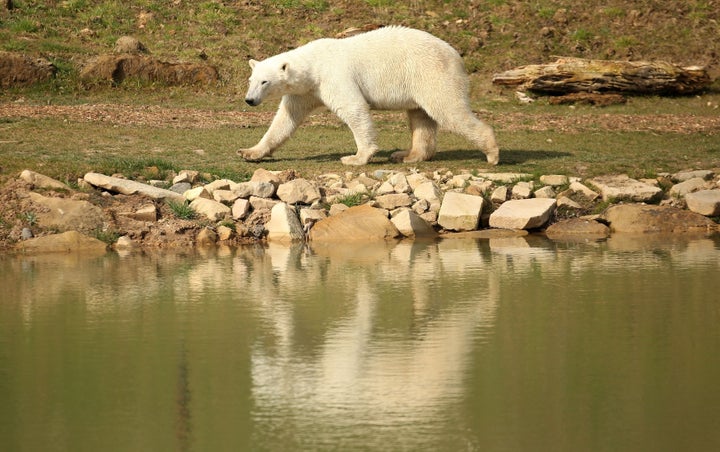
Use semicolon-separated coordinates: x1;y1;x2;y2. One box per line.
240;26;499;166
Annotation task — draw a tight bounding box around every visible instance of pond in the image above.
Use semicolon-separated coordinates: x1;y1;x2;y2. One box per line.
1;234;719;451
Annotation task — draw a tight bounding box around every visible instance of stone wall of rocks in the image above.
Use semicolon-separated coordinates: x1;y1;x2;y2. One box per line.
10;166;720;253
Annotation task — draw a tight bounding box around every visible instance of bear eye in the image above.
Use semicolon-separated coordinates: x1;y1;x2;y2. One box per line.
261;80;269;86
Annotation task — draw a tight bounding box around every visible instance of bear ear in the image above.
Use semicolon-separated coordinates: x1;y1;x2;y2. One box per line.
249;59;258;69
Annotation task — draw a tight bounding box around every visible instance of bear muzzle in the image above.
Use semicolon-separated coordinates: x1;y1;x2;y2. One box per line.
245;98;260;107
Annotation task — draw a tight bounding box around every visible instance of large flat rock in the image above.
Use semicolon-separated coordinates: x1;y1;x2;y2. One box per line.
438;192;484;231
602;204;716;233
29;192;105;232
587;175;662;202
308;204;400;242
84;172;185;202
685;190;720;216
15;231;107;254
489;198;556;230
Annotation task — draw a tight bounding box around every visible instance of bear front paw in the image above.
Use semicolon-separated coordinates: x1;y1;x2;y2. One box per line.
340;154;370;166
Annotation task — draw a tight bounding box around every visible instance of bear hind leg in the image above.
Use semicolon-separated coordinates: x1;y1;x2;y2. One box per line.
391;109;438;163
423;101;500;165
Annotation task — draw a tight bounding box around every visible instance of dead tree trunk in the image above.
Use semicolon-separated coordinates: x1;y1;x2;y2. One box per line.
492;57;711;95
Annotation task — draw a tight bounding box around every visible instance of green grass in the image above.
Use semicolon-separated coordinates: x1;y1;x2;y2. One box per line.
168;201;196;220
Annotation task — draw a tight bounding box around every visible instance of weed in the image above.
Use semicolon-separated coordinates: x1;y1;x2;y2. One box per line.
22;212;38;226
168;201;197;220
336;192;365;208
94;228;120;245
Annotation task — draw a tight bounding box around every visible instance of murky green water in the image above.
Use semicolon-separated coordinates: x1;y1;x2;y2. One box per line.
1;235;719;452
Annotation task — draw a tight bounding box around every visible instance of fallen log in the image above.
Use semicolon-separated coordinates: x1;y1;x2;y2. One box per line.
492;57;711;95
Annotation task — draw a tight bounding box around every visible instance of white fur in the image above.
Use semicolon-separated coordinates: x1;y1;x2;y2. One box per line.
240;26;499;166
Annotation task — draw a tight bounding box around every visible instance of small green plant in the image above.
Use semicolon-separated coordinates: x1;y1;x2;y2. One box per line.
336;192;365;207
168;200;196;220
94;228;121;245
22;212;38;226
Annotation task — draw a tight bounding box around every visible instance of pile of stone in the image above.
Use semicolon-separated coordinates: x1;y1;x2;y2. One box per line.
11;166;720;253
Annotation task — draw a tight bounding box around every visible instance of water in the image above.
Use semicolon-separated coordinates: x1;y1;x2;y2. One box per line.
1;235;719;452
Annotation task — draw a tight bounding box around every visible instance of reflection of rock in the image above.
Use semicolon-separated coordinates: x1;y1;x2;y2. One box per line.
546;218;610;240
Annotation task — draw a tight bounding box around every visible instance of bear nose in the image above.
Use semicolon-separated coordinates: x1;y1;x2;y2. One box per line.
245;98;257;106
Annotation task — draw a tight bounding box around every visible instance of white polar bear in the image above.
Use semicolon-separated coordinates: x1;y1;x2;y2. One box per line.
240;26;499;166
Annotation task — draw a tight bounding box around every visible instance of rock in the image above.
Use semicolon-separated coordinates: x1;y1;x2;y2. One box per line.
212;189;239;204
232;181;276;199
374;193;413;210
19;170;68;190
540;174;569;186
668;177;706;197
685;190;720;216
196;227;218;245
276;178;321;204
672;169;714;182
203;179;232;194
545;218;610;239
557;196;582;209
490;186;508;203
534;186;556;198
438;192;484;231
299;208;328;225
189;197;230;221
602;204;716;233
21;227;33;240
217;225;234;241
388;173;411;193
131;203;157;222
249;196;279;211
407;173;431;190
309;204;400;242
489;198;556;230
114;235;134;250
184;186;211;201
173;170;200;184
265;203;305;242
413;181;443;203
232;198;251;220
587;175;663;202
28;192;105;232
113;36;148;54
477;172;533;183
511;181;534;199
169;182;192;194
250;168;281;187
15;231;107;254
84;172;184;202
391;209;438;238
329;204;350;216
569;181;599;200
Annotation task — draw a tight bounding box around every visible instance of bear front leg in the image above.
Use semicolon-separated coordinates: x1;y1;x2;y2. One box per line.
238;95;319;161
334;104;378;166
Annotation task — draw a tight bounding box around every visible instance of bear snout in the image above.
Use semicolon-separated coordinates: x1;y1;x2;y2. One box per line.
245;98;258;106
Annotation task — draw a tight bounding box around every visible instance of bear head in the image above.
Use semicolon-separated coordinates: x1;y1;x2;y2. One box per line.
244;57;291;107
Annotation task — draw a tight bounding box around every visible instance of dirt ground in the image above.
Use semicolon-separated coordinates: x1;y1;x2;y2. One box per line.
1;102;720;134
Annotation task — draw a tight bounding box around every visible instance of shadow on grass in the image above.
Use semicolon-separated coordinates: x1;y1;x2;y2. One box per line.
251;148;572;166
